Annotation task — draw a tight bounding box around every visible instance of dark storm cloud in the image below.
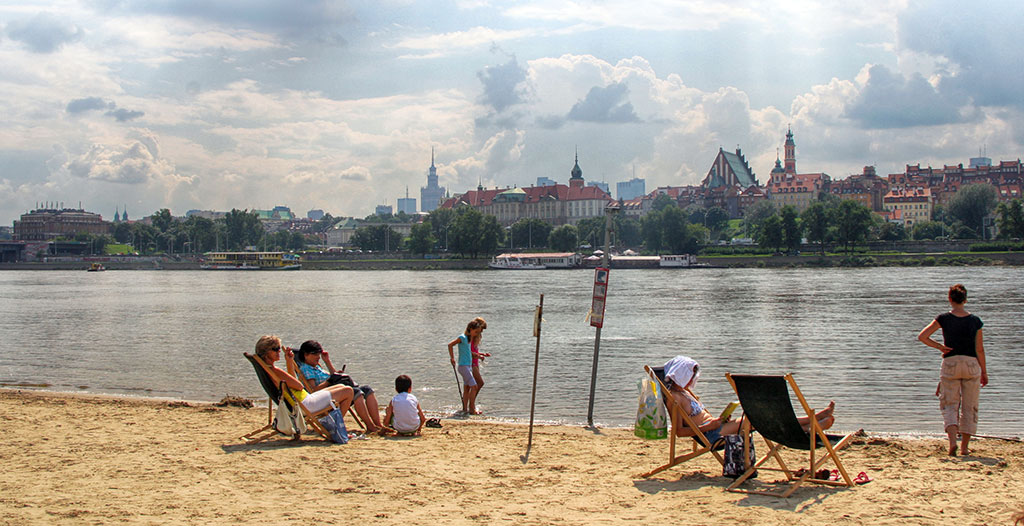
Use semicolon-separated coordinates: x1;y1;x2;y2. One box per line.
66;97;145;122
567;82;640;123
844;65;970;128
898;0;1024;108
5;12;83;53
67;97;113;114
94;0;353;43
477;57;528;113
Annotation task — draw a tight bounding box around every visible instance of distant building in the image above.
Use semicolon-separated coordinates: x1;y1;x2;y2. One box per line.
375;204;393;216
13;206;110;241
536;176;558;187
442;152;613;226
307;209;325;220
702;146;762;217
888;160;1022;206
186;210;226;220
420;148;445;212
254;207;293;221
765;128;829;212
616;177;646;201
883;187;932;228
970;156;992;169
397;187;417;215
587;181;610;194
825;166;889;211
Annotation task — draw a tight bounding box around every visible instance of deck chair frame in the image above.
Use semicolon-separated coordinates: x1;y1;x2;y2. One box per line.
640;365;741;478
293;360;366;432
725;373;860;498
241;352;332;443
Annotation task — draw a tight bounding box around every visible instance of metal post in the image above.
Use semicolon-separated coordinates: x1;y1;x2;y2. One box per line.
586;203;617;428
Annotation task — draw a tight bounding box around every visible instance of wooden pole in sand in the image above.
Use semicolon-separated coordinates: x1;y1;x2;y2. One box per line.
524;294;544;461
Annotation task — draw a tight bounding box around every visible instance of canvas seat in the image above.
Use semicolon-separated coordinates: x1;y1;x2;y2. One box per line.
724;373;861;498
639;365;749;478
241;352;332;443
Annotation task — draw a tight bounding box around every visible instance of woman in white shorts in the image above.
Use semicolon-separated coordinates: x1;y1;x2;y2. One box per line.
255;335;353;416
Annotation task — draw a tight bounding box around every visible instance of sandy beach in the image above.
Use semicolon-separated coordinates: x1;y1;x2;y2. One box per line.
1;389;1021;525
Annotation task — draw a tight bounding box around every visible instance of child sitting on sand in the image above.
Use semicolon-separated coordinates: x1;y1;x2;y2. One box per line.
385;375;425;436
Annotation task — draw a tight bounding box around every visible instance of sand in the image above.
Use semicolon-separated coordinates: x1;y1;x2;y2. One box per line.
1;389;1022;525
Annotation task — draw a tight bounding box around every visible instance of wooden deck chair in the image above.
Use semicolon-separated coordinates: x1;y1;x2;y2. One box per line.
724;373;861;498
293;361;365;431
241;352;332;443
639;365;738;478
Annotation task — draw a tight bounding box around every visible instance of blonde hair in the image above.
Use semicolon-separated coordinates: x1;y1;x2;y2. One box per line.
471;317;487;343
255;335;281;359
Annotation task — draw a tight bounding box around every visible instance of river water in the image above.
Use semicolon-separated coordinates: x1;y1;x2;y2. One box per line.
1;267;1021;436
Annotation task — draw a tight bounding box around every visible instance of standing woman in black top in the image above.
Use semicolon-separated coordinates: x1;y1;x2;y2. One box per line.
918;284;988;456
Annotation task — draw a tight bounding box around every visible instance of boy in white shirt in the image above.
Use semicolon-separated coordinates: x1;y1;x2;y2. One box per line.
385;375;425;435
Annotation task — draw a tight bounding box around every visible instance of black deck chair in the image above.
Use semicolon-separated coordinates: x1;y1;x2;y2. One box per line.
242;352;331;443
639;365;746;478
725;373;861;497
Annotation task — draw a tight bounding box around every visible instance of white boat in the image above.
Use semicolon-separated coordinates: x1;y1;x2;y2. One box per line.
659;254;698;267
489;255;546;270
201;252;301;270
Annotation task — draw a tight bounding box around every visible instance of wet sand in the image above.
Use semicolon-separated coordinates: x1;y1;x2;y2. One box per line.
1;389;1021;525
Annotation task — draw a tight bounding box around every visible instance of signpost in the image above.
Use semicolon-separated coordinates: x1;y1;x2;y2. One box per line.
586;202;619;428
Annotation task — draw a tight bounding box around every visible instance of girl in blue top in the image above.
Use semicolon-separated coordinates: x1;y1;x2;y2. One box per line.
448;319;483;414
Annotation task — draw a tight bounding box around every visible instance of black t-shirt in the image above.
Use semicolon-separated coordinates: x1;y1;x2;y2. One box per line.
936;312;983;358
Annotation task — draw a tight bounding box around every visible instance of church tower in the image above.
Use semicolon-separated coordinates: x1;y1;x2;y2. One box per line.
569;148;584;189
784;126;796;174
114;206;120;223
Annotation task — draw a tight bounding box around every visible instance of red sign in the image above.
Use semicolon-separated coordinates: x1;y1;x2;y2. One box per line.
590;267;609;328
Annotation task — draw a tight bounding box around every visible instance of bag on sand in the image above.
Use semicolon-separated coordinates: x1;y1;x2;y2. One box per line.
318;403;350;444
634;377;668;439
722;432;756;478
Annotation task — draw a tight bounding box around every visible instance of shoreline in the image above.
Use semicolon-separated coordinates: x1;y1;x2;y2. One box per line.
2;388;1023;525
1;250;1023;271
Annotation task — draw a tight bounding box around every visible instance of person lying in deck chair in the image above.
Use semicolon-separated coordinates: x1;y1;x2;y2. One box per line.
662;356;746;443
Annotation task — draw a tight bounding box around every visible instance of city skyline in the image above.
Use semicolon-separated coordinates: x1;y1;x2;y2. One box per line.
1;1;1022;225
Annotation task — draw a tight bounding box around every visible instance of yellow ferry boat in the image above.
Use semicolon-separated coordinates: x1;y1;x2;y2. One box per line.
200;252;301;270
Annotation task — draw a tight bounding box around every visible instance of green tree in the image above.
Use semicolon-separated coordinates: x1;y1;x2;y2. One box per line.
801;202;831;256
479;215;503;256
510;218;552;249
150;208;173;233
947;183;998;238
615;216;642;248
641;212;662;253
575;217;604;248
743;200;777;239
877;222;907;241
223;209;263;250
911;221;946;240
408;222;436;255
548;224;578;252
661;206;698;254
995;199;1024;239
352;224;401;252
780;205;802;253
759;214;783;252
427;207;456;250
833;199;874;252
181;215;215;254
651;193;676;212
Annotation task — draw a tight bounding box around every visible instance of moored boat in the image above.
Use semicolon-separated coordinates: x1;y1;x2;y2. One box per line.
201;252;301;270
87;262;106;272
489;255;546;270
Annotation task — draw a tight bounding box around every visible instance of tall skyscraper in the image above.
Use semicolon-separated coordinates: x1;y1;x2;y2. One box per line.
420;148;445;212
616;177;646;201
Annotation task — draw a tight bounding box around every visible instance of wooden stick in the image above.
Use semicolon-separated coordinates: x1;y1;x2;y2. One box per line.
524;294;544;461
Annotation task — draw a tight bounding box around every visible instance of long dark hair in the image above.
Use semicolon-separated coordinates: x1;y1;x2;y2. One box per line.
295;340;323;364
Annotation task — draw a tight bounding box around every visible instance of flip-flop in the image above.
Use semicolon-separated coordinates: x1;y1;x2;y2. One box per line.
854;471;872;485
829;469;840;481
814;469;830;480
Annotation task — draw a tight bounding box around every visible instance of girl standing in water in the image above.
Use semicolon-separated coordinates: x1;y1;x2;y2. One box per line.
918;284;988;456
469;317;490;414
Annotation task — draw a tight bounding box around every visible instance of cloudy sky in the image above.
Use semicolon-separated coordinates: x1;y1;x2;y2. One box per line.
2;0;1022;224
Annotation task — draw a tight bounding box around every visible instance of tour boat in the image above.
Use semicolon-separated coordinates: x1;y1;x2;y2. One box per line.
201;252;301;270
488;255;546;270
659;254;698;267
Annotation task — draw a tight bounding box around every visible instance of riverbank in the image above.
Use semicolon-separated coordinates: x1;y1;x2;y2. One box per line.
2;389;1022;525
2;250;1023;270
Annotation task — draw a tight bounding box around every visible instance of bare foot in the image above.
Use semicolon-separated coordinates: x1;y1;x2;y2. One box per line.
819;400;836;419
948;446;957;456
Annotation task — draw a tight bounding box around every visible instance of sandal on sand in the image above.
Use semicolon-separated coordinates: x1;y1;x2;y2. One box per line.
829;469;840;481
854;471;873;485
425;418;442;429
814;469;830;480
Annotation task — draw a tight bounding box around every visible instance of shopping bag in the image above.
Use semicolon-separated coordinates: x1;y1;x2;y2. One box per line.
634;377;668;439
318;403;350;444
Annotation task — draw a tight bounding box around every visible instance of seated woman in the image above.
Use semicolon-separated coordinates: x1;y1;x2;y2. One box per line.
294;340;386;434
662;356;835;442
255;335;354;420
